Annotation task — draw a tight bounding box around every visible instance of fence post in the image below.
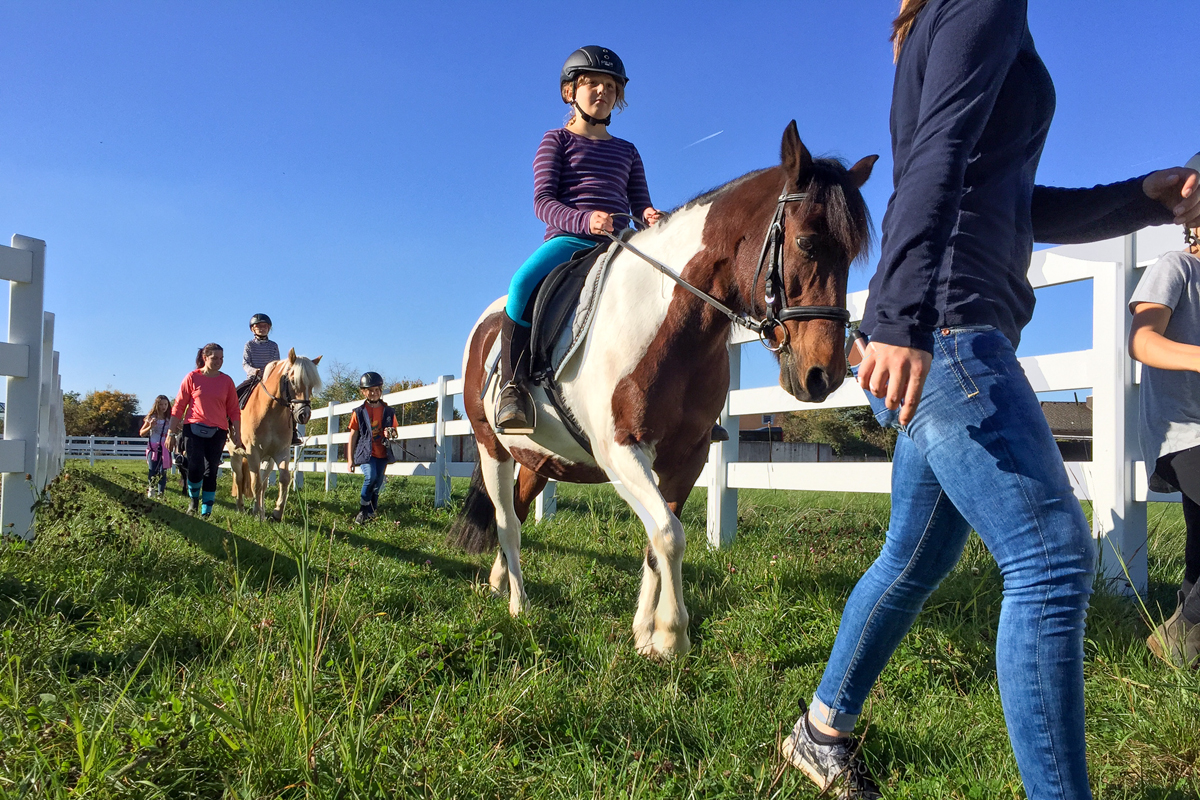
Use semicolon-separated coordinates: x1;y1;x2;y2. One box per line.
536;479;557;522
433;374;452;507
88;434;95;466
1;235;45;541
293;422;304;490
50;352;61;481
325;408;338;491
1090;235;1147;595
707;341;740;548
35;312;54;492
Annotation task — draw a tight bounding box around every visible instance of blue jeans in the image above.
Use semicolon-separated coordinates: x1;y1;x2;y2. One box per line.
812;326;1095;800
359;456;388;511
505;236;597;326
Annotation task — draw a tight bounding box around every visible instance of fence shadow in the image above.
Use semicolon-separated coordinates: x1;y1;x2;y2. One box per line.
80;472;298;586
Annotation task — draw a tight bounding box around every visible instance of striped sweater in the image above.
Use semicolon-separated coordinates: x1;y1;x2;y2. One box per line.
243;338;280;377
533;129;653;242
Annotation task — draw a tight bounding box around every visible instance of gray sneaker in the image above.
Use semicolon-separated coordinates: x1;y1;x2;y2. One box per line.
1147;591;1200;668
780;702;882;799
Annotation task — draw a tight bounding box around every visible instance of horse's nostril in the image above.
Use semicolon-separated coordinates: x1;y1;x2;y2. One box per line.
805;366;829;399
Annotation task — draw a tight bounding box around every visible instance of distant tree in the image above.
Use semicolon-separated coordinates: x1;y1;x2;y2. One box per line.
63;391;84;435
64;389;141;436
305;361;444;438
781;406;897;459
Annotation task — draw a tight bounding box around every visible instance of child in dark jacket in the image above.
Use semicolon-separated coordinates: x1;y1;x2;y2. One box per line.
346;371;398;523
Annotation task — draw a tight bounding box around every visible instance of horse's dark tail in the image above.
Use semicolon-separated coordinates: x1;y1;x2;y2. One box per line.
447;461;498;554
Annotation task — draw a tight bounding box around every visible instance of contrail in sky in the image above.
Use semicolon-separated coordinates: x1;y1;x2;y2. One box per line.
684;130;724;149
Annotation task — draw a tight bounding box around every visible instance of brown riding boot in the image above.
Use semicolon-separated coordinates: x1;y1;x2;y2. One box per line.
496;313;535;435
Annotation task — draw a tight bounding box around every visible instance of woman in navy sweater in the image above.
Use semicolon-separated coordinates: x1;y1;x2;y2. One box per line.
779;1;1200;798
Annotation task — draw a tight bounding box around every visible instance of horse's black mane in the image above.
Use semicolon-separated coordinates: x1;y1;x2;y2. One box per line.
671;159;874;264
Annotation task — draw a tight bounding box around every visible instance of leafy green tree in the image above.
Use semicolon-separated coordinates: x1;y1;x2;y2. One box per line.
64;389;141;436
781;406;897;458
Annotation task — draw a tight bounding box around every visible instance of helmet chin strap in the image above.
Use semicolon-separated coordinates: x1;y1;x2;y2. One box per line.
572;101;610;127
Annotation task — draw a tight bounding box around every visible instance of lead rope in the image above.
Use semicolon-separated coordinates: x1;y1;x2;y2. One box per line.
601;214;768;337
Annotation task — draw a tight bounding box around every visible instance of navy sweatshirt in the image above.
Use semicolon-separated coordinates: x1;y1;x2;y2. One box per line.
862;0;1171;352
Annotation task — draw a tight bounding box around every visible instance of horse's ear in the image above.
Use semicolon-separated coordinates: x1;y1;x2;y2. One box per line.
780;120;812;181
288;347;296;363
312;355;323;365
847;154;879;189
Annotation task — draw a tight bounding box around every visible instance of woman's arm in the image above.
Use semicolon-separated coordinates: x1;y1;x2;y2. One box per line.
1129;303;1200;371
1033;174;1183;244
867;0;1025;352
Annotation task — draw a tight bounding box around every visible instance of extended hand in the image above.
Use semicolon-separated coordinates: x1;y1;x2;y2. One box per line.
857;342;932;428
643;207;665;226
1144;167;1200;227
589;211;614;235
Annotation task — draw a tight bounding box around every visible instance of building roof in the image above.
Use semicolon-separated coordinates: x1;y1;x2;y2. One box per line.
1040;401;1092;439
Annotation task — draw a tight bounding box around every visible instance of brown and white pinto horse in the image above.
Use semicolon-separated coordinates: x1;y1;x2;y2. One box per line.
451;123;875;658
229;349;322;521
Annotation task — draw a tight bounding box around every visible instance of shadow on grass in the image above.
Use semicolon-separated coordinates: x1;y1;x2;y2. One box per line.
80;471;298;586
0;573;99;628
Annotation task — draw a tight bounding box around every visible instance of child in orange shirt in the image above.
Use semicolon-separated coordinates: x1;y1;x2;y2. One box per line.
346;371;398;523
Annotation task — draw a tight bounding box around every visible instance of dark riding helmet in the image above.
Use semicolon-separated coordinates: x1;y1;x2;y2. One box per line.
249;313;272;328
359;371;384;390
560;46;628;88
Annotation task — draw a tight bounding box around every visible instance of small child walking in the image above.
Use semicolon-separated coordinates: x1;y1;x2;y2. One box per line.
347;371;398;524
139;394;173;497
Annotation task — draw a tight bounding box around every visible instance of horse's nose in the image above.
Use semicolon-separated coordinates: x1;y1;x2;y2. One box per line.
805;366;830;400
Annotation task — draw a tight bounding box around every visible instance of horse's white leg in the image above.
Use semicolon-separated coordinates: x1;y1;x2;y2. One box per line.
255;458;273;521
631;547;661;654
272;459;290;522
603;445;690;658
479;451;526;615
489;551;508;596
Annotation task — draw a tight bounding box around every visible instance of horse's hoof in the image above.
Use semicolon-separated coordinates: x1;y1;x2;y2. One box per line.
507;594;527;617
646;630;690;660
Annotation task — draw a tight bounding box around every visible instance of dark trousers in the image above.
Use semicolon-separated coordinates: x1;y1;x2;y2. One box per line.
184;424;228;492
147;459;168;492
1154;445;1200;591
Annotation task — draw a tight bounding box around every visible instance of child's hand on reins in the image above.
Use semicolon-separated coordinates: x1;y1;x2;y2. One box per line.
643;208;664;226
589;211;614;235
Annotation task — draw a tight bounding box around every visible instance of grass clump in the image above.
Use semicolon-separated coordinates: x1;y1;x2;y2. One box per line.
0;461;1195;798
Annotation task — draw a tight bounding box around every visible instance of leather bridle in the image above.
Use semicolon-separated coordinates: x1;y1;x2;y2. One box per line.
260;362;312;425
749;191;851;351
603;189;851;352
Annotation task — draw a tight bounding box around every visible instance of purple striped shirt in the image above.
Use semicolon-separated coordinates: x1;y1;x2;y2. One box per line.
533;129;653;241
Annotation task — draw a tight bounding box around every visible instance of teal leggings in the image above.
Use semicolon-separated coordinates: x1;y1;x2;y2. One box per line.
505;236;596;326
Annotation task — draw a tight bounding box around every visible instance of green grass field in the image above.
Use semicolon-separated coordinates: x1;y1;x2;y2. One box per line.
0;460;1197;798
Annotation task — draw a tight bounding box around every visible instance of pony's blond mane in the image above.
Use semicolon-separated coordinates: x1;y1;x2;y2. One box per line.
273;356;322;394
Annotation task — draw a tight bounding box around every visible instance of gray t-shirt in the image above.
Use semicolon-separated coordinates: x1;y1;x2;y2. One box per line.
1130;250;1200;464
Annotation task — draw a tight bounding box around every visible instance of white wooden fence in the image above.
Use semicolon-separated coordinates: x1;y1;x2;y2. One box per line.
1;235;65;540
60;227;1185;593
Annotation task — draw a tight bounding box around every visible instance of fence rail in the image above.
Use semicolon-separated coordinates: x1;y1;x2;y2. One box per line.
1;235;65;540
61;227;1186;594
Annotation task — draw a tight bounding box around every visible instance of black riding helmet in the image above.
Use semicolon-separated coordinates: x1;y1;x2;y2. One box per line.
249;313;272;328
359;372;384;390
560;46;628;87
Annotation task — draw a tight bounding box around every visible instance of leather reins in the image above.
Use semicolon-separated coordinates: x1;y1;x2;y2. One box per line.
259;362;312;423
603;189;850;352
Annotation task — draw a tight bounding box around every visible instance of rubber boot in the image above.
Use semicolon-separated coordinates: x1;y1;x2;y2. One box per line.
710;424;730;442
495;313;535;435
292;422;302;447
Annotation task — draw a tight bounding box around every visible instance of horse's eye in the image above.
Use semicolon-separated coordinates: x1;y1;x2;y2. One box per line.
795;237;816;256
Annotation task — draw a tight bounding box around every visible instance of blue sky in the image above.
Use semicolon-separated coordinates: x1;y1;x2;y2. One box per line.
0;1;1196;411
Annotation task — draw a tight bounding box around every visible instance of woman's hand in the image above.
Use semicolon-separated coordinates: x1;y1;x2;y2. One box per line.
643;207;665;226
1144;167;1200;227
589;211;614;235
857;341;932;428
